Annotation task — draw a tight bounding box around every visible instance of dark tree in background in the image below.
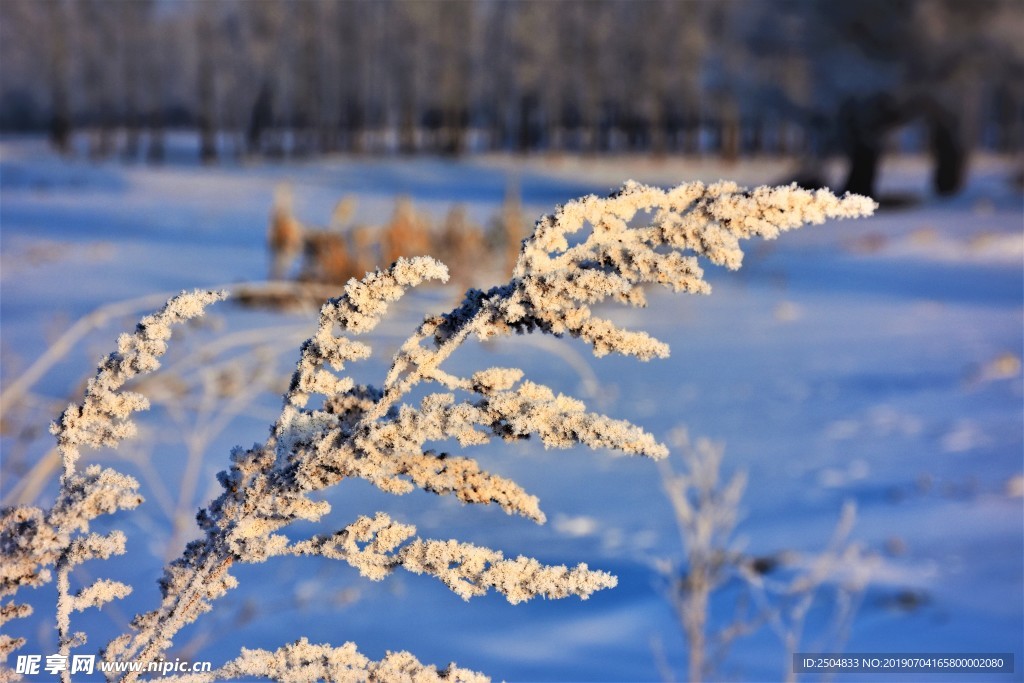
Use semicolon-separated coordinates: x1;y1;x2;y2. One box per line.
45;0;73;155
195;3;219;164
0;0;1019;192
799;0;1021;197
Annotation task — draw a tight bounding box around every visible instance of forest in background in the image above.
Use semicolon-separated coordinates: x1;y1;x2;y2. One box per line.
0;0;1021;193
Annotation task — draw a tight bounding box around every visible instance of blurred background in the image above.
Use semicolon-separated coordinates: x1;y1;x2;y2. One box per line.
1;0;1022;198
1;3;1022;681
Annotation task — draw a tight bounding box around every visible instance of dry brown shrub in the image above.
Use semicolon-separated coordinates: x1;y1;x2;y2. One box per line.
488;180;528;277
381;196;434;265
267;184;304;280
299;231;354;285
437;205;487;289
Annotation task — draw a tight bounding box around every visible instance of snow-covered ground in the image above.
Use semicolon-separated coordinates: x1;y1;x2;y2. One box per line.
2;136;1021;682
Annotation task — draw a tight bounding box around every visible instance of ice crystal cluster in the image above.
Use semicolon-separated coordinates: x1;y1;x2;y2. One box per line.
1;181;874;681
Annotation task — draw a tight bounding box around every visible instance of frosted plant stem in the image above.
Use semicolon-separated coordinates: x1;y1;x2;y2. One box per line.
55;558;73;683
5;446;60;507
2;183;874;682
116;551;235;683
369;302;493;421
0;292;177;416
0;282;331;419
54;462;72;682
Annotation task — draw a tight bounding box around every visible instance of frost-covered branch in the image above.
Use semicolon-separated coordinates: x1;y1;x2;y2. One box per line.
1;290;226;678
285;512;615;604
2;181;874;681
165;638;488;683
51;289;229;471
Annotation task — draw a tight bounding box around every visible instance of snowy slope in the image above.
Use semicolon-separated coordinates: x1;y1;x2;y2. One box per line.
2;137;1021;682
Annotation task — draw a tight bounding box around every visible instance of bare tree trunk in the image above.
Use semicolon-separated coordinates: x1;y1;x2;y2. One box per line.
398;99;417;154
841;129;883;198
79;0;118;160
748;117;764;155
45;1;73;155
649;98;669;157
720;100;740;164
196;7;218;164
336;1;366;154
928;105;967;196
479;2;511;151
392;2;423;155
197;70;217;163
247;81;273;156
579;3;604;154
517;94;540;153
146;38;165;168
840;94;901;198
293;0;323;157
120;1;149;162
682;109;700;155
994;83;1022;154
438;2;471;156
147;110;165;163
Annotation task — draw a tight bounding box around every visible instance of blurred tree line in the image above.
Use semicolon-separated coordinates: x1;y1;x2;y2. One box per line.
0;0;1020;191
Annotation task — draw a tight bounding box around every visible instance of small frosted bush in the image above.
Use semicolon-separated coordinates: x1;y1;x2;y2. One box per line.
1;180;874;681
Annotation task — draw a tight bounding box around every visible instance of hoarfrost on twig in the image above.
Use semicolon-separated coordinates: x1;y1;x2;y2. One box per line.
1;181;874;681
